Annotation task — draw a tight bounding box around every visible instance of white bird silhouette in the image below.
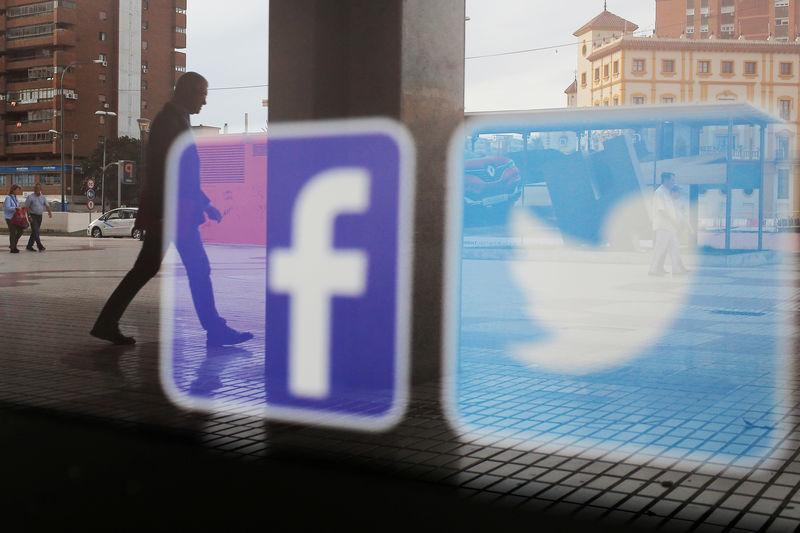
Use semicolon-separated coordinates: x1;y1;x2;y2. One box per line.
509;196;694;374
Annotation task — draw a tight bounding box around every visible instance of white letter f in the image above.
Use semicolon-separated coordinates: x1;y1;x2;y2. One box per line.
269;168;370;399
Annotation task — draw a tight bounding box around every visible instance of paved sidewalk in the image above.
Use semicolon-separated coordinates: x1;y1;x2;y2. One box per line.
1;236;799;532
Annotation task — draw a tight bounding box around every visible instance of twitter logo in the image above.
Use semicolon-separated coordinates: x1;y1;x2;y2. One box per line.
445;116;788;468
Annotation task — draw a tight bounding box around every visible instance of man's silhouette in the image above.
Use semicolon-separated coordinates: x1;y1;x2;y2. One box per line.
91;72;252;347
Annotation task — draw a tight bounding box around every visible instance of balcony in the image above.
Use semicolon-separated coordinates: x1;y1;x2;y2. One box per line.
174;31;186;49
5;142;56;156
6;34;55;51
6;98;55;113
0;56;6;74
55;6;78;25
53;29;76;47
699;146;761;160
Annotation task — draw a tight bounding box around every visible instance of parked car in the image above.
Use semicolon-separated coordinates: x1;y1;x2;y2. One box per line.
464;152;522;209
88;208;142;239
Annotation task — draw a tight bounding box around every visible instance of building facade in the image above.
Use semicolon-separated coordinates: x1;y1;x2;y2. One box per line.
0;0;187;204
656;0;800;41
570;7;800;219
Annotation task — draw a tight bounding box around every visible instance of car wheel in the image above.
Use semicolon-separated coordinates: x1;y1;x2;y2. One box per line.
91;227;102;238
131;228;143;241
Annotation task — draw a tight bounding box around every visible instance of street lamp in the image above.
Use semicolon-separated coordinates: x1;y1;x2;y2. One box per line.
95;110;117;214
59;58;104;212
136;118;151;204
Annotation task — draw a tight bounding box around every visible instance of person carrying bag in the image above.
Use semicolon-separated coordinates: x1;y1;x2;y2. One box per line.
4;184;28;253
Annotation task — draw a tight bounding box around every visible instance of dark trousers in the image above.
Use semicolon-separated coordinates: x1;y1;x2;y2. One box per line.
5;219;24;251
96;226;223;331
26;213;43;249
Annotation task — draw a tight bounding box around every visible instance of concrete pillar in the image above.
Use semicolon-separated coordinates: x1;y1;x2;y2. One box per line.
268;0;465;447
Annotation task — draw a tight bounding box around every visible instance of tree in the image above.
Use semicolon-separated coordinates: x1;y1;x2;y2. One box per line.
81;136;143;211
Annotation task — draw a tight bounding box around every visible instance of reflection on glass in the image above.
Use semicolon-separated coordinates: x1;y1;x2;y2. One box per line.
447;103;793;467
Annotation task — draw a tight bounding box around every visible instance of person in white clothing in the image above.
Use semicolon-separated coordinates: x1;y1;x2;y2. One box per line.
649;172;689;276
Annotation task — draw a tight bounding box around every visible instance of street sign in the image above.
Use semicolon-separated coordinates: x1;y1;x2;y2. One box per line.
86;189;96;200
86;178;95;189
120;160;136;184
87;200;95;211
159;120;414;432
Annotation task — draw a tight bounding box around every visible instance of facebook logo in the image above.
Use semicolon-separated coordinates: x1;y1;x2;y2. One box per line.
265;120;414;430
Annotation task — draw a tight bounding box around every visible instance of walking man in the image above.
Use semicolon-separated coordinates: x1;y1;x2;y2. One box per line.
91;72;252;347
24;183;52;251
649;172;689;276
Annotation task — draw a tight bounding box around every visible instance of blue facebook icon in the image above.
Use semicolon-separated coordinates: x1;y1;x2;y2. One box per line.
265;120;414;430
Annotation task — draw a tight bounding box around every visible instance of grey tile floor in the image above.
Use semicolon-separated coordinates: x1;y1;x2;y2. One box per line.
1;236;799;532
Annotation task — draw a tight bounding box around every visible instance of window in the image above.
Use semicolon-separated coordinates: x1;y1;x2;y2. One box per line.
141;80;148;90
632;96;645;104
176;6;186;14
99;11;107;20
6;23;55;40
777;169;789;199
779;99;792;120
143;0;149;10
698;60;710;73
142;41;148;50
777;136;790;160
662;96;675;104
39;174;60;186
613;60;619;75
142;61;149;73
594;67;600;81
142;21;149;30
99;32;106;41
175;27;187;34
603;64;609;78
633;59;645;72
142;101;148;110
7;2;54;18
780;62;793;76
721;61;734;74
99;73;106;82
662;59;675;73
176;66;187;73
745;61;757;75
581;72;587;86
613;96;619;106
99;53;107;63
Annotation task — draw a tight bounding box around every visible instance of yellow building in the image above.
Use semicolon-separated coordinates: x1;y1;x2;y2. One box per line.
571;7;800;218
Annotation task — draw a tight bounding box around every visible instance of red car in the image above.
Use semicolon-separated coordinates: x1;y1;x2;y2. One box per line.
464;153;522;209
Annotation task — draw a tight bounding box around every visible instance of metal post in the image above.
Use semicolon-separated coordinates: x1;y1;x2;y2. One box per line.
70;134;76;209
117;163;121;209
725;118;733;250
758;124;765;251
101;117;107;214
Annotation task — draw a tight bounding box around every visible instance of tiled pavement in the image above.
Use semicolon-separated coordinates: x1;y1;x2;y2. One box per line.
1;235;800;532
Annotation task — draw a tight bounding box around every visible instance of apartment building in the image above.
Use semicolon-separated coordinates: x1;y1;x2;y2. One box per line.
569;6;800;219
0;0;186;203
656;0;800;40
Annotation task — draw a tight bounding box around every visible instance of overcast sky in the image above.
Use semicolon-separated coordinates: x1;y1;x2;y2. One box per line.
185;1;655;132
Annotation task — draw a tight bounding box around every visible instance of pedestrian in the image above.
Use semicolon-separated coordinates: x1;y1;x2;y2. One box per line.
4;184;27;254
648;172;689;276
24;183;53;252
91;72;252;347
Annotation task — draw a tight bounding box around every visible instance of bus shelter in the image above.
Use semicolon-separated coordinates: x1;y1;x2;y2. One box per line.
465;102;782;250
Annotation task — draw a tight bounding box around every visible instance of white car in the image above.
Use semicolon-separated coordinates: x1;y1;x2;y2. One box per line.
87;208;142;239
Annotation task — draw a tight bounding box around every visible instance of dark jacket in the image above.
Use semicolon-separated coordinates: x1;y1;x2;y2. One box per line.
136;101;209;232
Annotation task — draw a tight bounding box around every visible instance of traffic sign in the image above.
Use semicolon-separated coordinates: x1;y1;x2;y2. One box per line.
87;200;95;211
86;189;96;200
86;178;95;189
120;160;136;184
159;120;414;431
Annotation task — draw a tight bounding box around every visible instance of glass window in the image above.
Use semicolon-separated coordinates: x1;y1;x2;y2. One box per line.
632;95;645;104
698;60;710;73
613;60;619;75
780;62;793;76
721;61;733;74
662;59;675;73
662;96;675;104
633;59;645;72
745;61;757;75
603;64;609;78
777;169;789;199
779;99;792;120
99;32;106;41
